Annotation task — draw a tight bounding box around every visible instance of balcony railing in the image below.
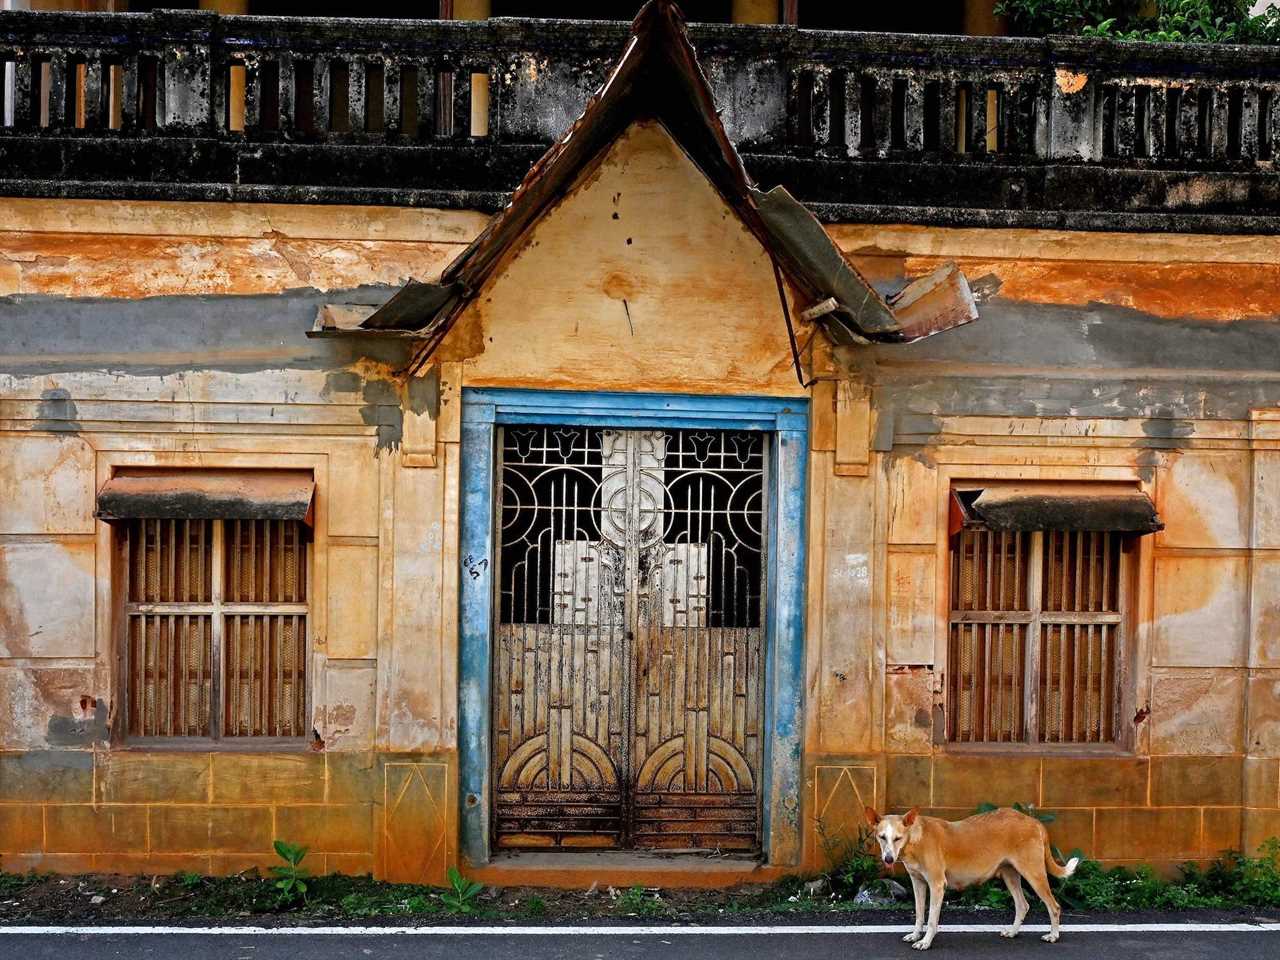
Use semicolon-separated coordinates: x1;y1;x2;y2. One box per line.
1;10;1278;225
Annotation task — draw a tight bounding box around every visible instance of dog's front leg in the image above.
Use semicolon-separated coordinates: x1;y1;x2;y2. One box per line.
902;871;926;943
912;880;945;951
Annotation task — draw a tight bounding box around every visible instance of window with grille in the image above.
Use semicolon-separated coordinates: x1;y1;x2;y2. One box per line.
120;518;309;740
947;526;1129;745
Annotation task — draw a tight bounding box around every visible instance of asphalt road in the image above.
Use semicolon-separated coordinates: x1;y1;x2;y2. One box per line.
1;928;1277;960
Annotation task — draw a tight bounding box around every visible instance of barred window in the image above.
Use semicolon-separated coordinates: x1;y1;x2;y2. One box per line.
121;518;309;740
947;526;1130;745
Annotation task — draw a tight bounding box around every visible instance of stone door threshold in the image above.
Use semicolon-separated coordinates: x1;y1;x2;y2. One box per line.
468;851;788;890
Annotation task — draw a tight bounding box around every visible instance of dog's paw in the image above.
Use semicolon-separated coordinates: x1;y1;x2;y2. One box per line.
911;940;933;951
1041;933;1060;944
1000;928;1018;939
902;933;921;943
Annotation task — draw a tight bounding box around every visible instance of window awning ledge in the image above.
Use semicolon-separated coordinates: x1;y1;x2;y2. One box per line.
957;484;1163;534
96;469;315;526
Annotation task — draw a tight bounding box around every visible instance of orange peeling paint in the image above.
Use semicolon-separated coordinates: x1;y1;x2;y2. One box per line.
848;252;1280;322
0;233;460;299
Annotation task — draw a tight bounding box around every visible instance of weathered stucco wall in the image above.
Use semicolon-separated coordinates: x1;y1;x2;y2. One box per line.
0;198;472;882
804;224;1280;875
1;170;1279;882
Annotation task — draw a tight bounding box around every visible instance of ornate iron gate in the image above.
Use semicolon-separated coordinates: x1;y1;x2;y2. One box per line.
492;426;766;852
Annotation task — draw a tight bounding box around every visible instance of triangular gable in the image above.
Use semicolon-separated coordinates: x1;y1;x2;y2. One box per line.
322;0;978;369
432;119;810;395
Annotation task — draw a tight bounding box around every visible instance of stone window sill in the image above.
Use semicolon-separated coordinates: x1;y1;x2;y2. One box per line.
115;737;312;754
941;742;1135;759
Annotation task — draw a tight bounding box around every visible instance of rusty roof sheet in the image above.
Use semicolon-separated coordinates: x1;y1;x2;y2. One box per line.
96;469;316;526
353;0;978;353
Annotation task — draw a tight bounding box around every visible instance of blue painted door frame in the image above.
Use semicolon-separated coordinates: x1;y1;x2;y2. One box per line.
458;388;809;865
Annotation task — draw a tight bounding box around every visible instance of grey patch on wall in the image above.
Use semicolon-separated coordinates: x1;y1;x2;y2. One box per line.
872;410;895;452
34;387;82;432
1141;416;1195;440
858;298;1280;432
897;413;943;437
360;378;404;454
406;364;440;418
321;369;364;398
46;699;109;746
0;285;410;377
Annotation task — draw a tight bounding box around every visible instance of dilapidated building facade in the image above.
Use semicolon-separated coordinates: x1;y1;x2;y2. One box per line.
1;1;1279;888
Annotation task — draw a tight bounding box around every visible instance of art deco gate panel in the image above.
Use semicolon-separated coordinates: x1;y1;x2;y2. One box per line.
492;426;766;852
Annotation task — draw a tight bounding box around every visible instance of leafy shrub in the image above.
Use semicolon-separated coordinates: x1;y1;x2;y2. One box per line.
996;0;1280;43
1191;838;1280;906
523;895;548;918
996;0;1145;36
1058;856;1241;910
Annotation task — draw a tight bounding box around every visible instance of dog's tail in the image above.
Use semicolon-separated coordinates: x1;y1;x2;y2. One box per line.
1044;837;1080;879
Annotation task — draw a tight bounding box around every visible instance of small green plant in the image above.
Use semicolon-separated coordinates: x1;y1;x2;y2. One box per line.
616;884;665;916
522;895;548;918
405;893;436;914
269;840;310;903
957;878;1014;909
175;870;203;890
0;872;41;897
339;891;380;916
816;819;882;900
439;866;484;914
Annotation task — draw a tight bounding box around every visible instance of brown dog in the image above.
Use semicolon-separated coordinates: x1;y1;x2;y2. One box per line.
864;806;1079;950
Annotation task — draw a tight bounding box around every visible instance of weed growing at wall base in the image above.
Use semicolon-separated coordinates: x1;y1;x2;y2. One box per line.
616;885;667;917
816;820;881;897
1;836;1279;922
439;867;484;915
270;841;310;905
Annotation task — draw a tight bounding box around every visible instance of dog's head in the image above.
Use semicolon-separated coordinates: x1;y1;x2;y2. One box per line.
864;807;918;866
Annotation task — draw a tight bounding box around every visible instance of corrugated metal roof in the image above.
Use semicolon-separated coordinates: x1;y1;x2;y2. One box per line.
344;0;978;355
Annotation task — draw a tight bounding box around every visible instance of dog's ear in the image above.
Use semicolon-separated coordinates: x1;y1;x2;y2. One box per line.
903;807;919;827
863;806;880;827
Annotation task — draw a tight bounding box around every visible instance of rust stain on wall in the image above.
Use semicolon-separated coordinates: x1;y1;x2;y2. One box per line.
0;549;29;651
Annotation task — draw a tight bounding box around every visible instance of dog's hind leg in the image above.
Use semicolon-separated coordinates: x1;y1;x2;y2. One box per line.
997;866;1028;939
912;880;946;951
903;871;926;942
1019;862;1063;943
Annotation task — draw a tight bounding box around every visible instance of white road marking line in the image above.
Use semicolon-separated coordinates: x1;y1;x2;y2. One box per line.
0;923;1276;936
